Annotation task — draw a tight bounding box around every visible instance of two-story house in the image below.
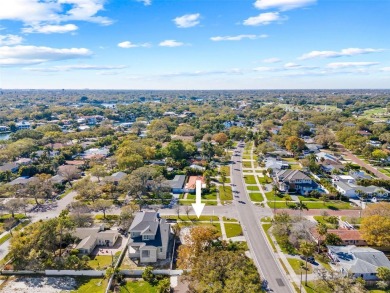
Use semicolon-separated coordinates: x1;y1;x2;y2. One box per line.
276;169;317;195
128;211;172;263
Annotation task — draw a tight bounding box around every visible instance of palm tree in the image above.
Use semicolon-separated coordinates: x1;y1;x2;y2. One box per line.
316;223;328;253
296;200;308;218
356;189;368;218
220;170;227;190
299;240;316;285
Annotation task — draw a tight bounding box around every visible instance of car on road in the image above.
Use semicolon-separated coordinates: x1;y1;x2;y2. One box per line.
300;255;315;263
238;200;246;204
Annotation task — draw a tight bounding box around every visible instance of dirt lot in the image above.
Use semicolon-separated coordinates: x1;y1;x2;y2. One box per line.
1;276;77;293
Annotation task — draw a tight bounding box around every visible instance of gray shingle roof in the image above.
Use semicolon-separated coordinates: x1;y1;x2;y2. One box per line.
129;212;171;251
277;170;311;181
328;245;390;275
166;175;186;189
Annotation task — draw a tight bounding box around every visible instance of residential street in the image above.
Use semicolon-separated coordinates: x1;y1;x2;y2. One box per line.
342;151;390;180
231;143;294;293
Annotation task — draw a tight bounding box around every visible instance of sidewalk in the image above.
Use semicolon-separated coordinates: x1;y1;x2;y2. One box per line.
268;230;307;293
219;216;227;240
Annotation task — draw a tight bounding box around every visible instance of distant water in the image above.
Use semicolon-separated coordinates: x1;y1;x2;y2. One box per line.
0;133;10;140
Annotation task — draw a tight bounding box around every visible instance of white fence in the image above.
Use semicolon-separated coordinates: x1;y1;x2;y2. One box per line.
0;270;105;276
46;270;105;276
120;269;184;276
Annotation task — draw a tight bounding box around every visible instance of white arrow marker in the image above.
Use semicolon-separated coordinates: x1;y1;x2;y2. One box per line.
192;180;205;218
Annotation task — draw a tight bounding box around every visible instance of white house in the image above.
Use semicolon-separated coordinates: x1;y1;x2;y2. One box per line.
16;121;31;130
332;175;389;198
73;226;119;255
328;245;390;281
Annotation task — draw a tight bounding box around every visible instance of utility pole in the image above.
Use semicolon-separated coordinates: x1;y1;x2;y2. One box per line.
300;262;304;293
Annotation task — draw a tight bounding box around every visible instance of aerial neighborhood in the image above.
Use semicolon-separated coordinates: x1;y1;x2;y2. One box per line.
0;89;389;293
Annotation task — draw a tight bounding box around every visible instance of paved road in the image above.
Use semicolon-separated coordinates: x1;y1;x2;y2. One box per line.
231;143;293;293
343;152;390;180
334;142;390;180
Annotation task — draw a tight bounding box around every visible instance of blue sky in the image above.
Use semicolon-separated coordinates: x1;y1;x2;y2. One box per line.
0;0;389;89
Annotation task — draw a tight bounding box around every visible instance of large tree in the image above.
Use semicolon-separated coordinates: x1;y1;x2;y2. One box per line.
92;200;112;220
361;214;390;247
177;225;220;269
299;240;316;285
187;249;262;293
285;136;305;154
73;176;101;202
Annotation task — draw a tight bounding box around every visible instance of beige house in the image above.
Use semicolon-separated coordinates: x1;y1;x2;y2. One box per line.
128;211;172;263
73;226;119;254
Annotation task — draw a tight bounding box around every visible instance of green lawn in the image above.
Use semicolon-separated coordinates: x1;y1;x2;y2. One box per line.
290;164;302;170
306;201;356;210
0;233;11;245
287;258;313;274
120;280;158;293
223;177;231;184
244;175;257;184
297;195;322;202
242;161;252;168
178;222;221;234
87;255;114;269
187;188;217;200
220;165;231;175
162;215;219;221
247;186;260;191
267;201;297;209
249;192;264;202
243;155;251;160
224;223;243;238
258;175;272;184
267;200;357;210
313;216;338;229
219;186;233;200
341;216;362;225
223;217;238;222
179;199;218;206
262;223;276;252
265;191;291;201
71;277;107;293
0;214;27;220
261;216;272;222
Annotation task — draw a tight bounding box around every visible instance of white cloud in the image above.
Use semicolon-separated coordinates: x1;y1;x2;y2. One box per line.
326;62;379;69
243;12;284;26
0;45;92;66
22;24;78;34
0;34;23;45
118;41;151;48
24;64;126;72
173;13;200;28
137;0;151;6
262;57;281;63
284;62;301;68
210;34;268;41
254;0;316;11
381;67;390;72
299;48;385;60
253;66;280;72
159;40;184;47
0;0;112;29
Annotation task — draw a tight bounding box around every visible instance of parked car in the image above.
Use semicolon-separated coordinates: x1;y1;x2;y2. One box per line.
300;255;315;263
